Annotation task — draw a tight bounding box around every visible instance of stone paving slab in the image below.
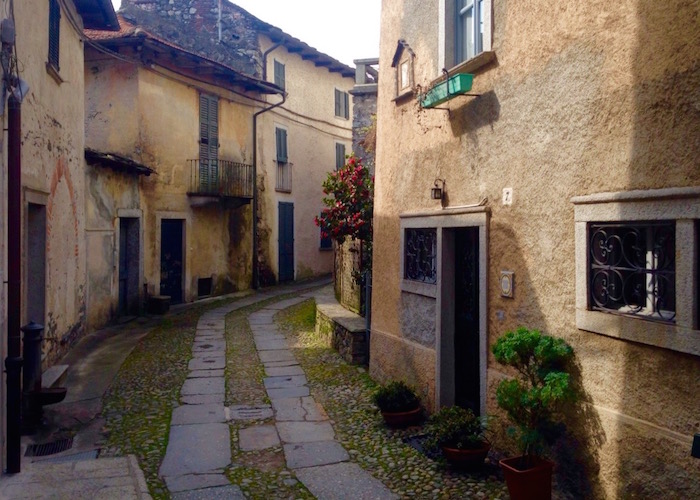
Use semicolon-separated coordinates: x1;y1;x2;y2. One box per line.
181;377;225;395
264;297;308;310
249;324;278;333
248;315;275;325
226;405;274;421
171;403;225;425
190;350;225;359
254;338;289;350
258;349;296;363
194;330;224;337
188;369;225;378
165;473;231;493
295;462;398;500
160;423;230;476
238;425;281;451
264;365;305;377
180;394;225;405
188;356;226;371
263;360;301;368
267;386;310;400
284;441;349;469
193;340;226;352
276;421;335;443
252;333;286;342
263;375;307;389
172;485;246;500
0;456;151;500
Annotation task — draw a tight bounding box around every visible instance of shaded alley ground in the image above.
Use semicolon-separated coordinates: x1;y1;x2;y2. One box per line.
2;281;508;499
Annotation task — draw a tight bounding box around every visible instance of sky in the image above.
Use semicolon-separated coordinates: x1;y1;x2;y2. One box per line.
110;1;381;67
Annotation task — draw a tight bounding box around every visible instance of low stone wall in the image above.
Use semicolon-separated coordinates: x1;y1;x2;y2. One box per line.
315;301;368;366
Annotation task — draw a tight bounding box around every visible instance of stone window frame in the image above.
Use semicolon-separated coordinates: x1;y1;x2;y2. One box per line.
572;187;700;357
399;206;490;412
438;0;494;77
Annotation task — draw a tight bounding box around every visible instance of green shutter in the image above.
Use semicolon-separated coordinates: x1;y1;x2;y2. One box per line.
276;128;288;163
335;89;341;117
274;60;285;90
199;94;219;191
344;92;349;119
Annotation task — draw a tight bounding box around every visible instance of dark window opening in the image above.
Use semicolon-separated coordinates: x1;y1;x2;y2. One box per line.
198;277;213;297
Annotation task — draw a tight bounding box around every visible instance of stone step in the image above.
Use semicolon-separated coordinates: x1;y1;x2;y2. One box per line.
41;364;68;389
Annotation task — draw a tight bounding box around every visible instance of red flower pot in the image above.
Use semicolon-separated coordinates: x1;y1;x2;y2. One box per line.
380;407;422;427
500;455;554;500
441;441;491;467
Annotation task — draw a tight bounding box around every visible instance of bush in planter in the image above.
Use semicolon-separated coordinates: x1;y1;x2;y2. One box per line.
371;381;420;413
424;406;488;450
492;327;576;499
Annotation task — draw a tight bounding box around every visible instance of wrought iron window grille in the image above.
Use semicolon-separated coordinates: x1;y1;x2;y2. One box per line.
588;221;676;323
404;228;437;284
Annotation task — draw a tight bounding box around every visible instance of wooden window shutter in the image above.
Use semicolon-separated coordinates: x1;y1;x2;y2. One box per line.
199;94;219;190
276;128;288;163
274;60;285;89
344;92;349;119
335;143;345;170
48;0;61;70
335;89;341;117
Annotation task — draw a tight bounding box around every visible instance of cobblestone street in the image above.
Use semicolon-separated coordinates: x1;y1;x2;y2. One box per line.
96;282;509;499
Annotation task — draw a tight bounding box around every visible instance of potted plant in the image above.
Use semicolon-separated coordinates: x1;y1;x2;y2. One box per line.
492;327;576;500
424;406;490;466
372;381;421;427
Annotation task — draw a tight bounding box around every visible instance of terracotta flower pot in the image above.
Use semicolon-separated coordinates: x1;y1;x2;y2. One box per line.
441;441;491;466
380;406;422;427
500;455;554;500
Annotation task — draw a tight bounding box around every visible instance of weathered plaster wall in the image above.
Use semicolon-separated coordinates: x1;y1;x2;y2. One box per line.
256;36;353;282
7;0;90;366
373;0;700;497
85;55;256;323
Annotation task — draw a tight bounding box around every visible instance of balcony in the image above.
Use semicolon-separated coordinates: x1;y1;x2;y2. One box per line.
188;159;253;206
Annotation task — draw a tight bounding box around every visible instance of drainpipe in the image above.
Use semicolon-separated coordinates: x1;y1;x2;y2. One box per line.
252;91;285;289
261;42;282;81
5;94;23;473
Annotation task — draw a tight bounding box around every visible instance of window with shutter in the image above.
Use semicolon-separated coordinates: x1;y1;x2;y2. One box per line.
199;94;219;193
335;143;346;170
276;127;291;191
48;0;61;71
274;60;286;90
335;89;349;119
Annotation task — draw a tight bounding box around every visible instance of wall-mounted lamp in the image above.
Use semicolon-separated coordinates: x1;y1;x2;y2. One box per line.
431;178;445;200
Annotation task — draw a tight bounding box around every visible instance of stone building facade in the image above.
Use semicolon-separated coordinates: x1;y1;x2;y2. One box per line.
118;0;355;287
84;18;279;328
0;0;118;473
371;0;699;497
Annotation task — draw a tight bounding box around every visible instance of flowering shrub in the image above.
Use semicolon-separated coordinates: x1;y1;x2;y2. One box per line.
314;154;373;282
315;154;373;246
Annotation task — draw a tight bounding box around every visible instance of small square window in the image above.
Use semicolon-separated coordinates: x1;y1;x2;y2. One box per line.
335;89;349;119
274;60;285;90
404;228;437;284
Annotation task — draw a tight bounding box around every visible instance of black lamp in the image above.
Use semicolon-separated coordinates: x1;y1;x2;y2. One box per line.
432;178;445;200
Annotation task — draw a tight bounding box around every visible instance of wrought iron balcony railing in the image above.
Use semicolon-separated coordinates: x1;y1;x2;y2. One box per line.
188;159;253;199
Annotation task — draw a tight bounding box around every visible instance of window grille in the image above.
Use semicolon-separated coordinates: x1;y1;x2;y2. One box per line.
588;221;676;323
404;228;437;283
48;0;61;70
